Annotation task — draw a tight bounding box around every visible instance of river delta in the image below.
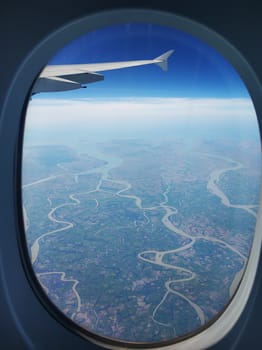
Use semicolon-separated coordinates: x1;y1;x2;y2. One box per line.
22;137;260;343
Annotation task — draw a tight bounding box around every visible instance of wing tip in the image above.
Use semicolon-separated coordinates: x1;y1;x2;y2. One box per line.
154;49;174;71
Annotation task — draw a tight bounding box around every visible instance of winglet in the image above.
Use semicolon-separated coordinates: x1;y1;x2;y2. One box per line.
154;50;174;71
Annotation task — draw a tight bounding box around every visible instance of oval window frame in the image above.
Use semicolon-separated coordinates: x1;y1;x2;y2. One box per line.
11;8;262;350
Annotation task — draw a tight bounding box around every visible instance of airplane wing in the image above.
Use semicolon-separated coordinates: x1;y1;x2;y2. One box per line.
32;50;174;94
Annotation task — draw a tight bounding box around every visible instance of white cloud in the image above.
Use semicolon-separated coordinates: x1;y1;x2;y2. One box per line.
25;97;258;131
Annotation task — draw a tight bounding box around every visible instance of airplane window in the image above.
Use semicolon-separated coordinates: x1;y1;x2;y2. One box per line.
21;18;261;348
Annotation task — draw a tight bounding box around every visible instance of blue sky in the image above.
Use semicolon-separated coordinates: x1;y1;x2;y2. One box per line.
38;23;249;99
27;22;259;147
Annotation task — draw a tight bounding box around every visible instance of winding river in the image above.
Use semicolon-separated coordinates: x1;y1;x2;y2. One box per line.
23;149;256;334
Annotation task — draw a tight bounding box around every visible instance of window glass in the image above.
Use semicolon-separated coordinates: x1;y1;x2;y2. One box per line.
22;22;261;345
